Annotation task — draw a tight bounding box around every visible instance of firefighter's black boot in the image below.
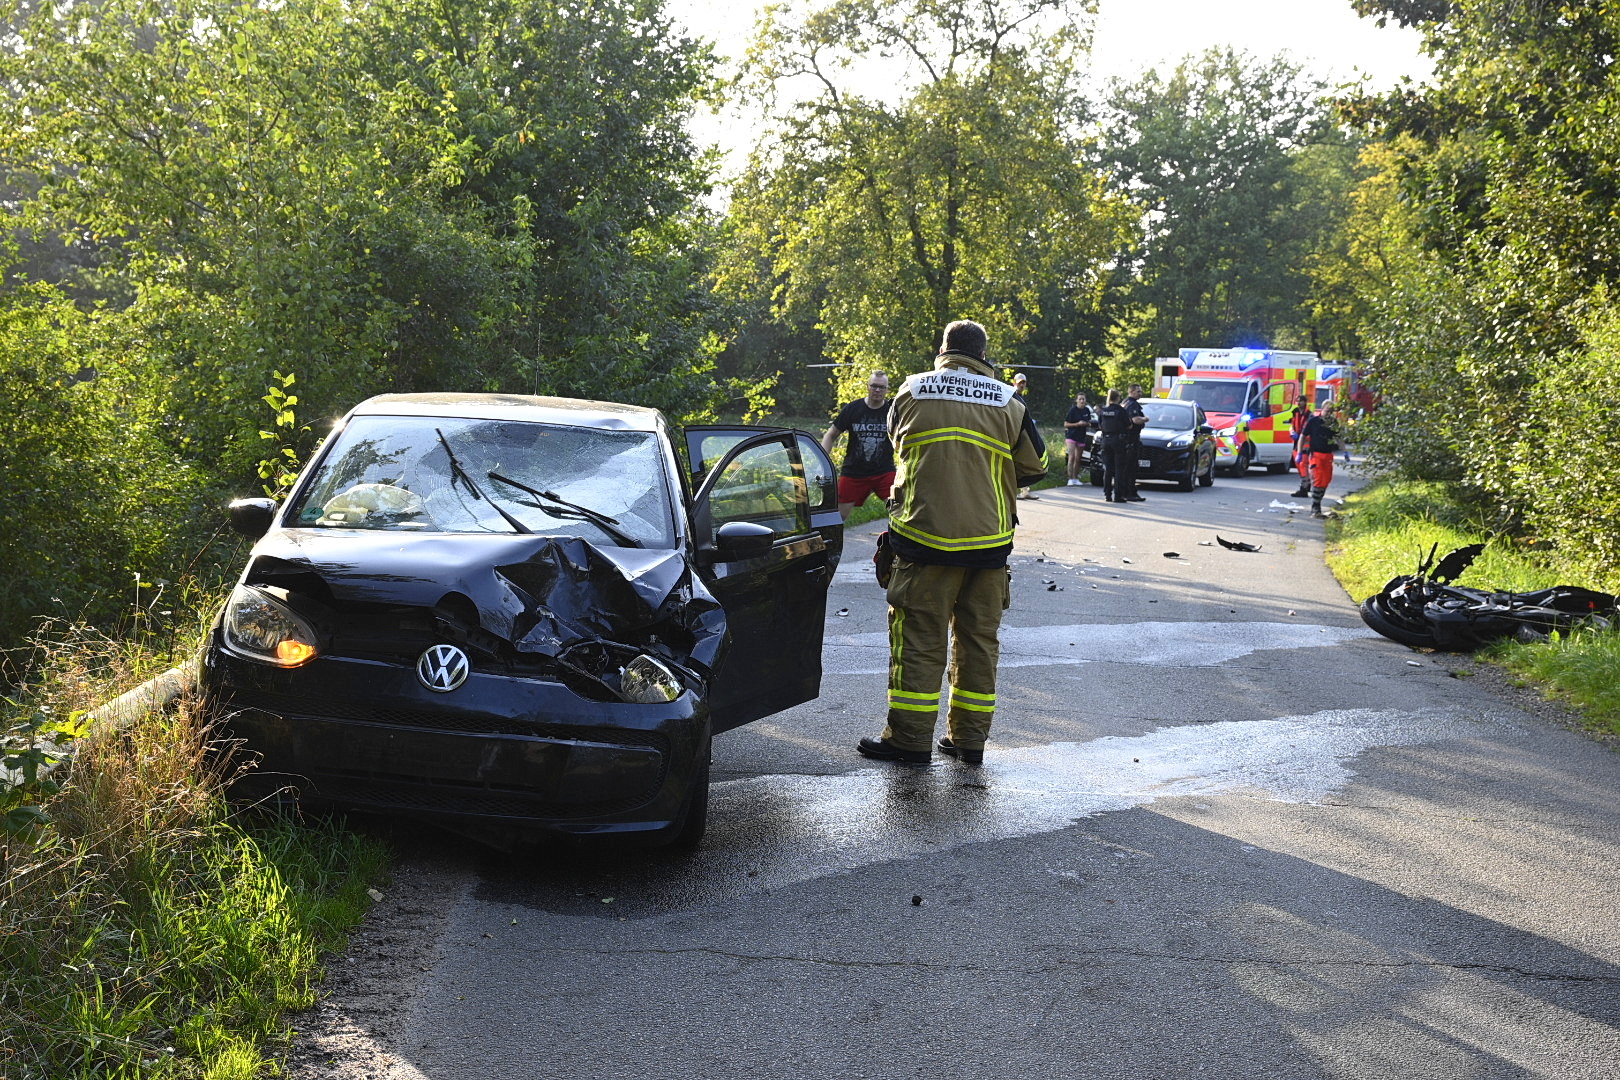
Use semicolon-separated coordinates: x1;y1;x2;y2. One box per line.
1310;486;1326;517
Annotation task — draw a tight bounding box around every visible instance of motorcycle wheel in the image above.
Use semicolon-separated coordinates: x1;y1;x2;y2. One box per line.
1360;595;1437;649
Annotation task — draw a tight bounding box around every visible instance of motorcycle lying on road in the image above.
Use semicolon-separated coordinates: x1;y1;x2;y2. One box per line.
1359;543;1618;651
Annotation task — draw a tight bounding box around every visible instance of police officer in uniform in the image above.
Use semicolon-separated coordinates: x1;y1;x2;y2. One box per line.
856;320;1047;766
1117;384;1149;502
1095;389;1129;502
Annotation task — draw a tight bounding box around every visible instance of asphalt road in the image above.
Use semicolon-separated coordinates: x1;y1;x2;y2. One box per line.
301;465;1620;1080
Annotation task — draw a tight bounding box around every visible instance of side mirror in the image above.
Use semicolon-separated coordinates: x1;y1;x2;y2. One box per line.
228;497;277;539
714;520;775;562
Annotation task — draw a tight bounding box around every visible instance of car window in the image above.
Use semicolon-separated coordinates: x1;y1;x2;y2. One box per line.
1170;378;1249;415
1263;382;1295;417
794;433;837;514
1139;401;1195;430
687;432;751;480
705;441;809;540
288;415;675;546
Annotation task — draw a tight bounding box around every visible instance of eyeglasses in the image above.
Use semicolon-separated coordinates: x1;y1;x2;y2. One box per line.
868;383;888;390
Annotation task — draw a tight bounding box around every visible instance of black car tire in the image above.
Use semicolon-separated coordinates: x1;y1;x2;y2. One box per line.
1089;465;1103;486
659;734;711;852
1198;451;1214;486
1265;460;1288;474
1359;595;1436;649
1178;455;1196;492
1222;442;1253;477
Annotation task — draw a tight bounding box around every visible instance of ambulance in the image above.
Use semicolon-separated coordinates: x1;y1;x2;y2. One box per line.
1153;348;1354;474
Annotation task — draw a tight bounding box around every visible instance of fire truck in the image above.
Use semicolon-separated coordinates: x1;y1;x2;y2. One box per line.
1152;348;1360;474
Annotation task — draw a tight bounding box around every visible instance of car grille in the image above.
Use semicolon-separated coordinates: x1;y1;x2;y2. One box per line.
218;691;671;754
314;772;660;819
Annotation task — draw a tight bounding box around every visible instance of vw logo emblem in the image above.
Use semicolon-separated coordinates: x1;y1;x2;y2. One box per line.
417;644;470;693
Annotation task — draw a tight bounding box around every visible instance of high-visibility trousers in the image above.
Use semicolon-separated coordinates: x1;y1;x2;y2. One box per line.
1309;452;1335;494
882;559;1011;753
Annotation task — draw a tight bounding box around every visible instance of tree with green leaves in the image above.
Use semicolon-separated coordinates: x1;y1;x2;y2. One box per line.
722;0;1132;396
0;0;725;471
1342;0;1620;569
1099;48;1338;359
0;0;728;650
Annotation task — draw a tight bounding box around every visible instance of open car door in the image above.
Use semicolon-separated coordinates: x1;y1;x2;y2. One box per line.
687;428;841;732
685;426;842;569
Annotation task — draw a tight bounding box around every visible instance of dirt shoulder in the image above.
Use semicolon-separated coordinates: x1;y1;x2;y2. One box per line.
283;855;474;1080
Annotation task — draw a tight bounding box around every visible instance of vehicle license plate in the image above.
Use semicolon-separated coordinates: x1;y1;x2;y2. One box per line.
1138;459;1151;469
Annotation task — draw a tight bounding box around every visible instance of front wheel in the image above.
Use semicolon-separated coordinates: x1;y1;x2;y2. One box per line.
1359;595;1436;649
1222;442;1253;477
1198;451;1214;487
1177;456;1195;492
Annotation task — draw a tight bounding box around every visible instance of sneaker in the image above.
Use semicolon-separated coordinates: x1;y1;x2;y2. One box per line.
937;738;984;765
1066;478;1080;486
857;736;931;764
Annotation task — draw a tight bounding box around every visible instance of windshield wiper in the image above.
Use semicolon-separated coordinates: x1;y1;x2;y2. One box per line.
486;471;641;548
435;429;531;534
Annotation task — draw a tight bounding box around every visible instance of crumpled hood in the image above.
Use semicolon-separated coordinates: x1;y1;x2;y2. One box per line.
244;529;725;671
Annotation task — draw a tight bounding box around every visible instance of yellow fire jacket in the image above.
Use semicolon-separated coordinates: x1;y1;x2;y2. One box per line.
886;352;1048;559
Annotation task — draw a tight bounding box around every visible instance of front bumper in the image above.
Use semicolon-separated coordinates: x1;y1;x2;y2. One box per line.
1133;445;1195;480
203;640;708;835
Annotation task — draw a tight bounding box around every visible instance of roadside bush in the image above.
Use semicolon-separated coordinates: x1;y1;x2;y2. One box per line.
1500;295;1620;573
0;287;228;660
0;625;388;1079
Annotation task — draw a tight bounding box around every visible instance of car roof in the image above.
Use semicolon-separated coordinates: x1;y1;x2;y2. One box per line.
350;393;665;432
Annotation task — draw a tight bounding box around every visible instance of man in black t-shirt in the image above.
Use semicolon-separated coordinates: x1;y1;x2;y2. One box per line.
1301;408;1341;518
821;370;896;520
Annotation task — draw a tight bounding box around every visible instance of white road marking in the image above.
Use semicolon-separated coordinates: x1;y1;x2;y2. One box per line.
822;620;1378;675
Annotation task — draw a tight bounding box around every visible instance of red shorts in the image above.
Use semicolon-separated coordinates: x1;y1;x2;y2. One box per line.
838;471;895;506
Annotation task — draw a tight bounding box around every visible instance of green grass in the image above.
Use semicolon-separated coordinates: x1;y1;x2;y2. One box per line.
2;624;389;1079
1326;479;1620;738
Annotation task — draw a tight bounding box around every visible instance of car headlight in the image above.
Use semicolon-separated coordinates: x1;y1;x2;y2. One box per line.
1167;434;1193;449
222;585;320;667
1217;425;1237;438
620;655;682;704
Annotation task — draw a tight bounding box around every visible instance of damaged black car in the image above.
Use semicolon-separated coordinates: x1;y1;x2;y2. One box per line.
202;393;842;849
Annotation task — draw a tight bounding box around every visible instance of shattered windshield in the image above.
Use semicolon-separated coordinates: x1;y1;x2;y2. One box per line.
289;415;675;546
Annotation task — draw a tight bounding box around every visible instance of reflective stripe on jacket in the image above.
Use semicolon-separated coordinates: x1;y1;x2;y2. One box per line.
887;353;1048;554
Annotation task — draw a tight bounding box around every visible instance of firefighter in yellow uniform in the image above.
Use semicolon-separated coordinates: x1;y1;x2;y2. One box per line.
857;320;1048;766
